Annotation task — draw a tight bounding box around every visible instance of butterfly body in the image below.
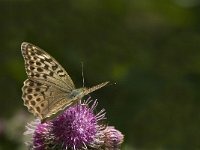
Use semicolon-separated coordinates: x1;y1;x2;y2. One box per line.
21;42;109;122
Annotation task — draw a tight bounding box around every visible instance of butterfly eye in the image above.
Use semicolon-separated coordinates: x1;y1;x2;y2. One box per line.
69;88;84;99
69;92;76;98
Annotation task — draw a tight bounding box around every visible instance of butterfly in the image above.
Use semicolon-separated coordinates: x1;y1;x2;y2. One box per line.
21;42;109;123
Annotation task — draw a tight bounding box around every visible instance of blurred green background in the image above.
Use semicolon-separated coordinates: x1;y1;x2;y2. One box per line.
1;0;200;149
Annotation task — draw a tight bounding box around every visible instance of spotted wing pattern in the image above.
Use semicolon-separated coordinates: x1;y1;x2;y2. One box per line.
22;79;69;120
21;42;75;121
21;42;75;92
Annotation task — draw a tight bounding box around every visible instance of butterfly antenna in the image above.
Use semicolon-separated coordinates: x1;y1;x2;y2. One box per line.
81;61;85;88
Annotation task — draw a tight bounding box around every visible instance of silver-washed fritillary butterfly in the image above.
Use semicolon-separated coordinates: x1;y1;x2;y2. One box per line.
21;42;109;123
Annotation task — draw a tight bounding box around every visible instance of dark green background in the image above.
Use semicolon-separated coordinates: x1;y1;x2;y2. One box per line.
0;0;200;149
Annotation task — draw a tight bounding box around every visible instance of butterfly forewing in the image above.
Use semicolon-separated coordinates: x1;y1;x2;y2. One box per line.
21;42;75;92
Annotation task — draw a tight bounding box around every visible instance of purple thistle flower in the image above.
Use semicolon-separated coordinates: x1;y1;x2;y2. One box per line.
24;98;107;150
33;122;55;150
24;119;56;149
51;99;105;149
102;126;124;150
24;98;124;150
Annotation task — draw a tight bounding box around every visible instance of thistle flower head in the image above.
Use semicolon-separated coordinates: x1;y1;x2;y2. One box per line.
24;119;54;149
33;122;52;150
25;98;109;150
52;100;103;149
102;126;124;150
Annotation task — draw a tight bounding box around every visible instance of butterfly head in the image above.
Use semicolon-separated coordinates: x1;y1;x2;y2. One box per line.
69;81;109;101
69;88;88;99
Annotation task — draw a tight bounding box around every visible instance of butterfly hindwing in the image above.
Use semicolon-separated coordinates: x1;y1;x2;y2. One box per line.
22;79;73;120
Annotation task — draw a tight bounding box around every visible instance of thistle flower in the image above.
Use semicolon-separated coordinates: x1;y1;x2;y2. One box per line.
33;122;54;150
51;99;105;149
24;98;124;150
24;119;54;149
102;126;124;150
